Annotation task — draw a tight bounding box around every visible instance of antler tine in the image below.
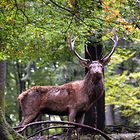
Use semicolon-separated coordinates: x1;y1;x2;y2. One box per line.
85;45;92;60
101;29;119;61
69;35;89;62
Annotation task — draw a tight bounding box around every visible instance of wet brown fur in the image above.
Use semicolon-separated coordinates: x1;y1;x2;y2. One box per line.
18;61;105;140
18;62;104;127
17;61;107;140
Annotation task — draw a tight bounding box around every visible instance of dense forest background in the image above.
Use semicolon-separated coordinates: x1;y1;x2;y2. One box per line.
0;0;140;139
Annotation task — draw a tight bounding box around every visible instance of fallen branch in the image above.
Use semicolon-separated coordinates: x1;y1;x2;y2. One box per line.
109;133;140;140
106;125;140;133
14;120;112;140
27;125;75;139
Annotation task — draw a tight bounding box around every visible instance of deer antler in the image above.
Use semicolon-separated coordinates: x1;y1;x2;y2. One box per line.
100;29;119;62
69;35;90;62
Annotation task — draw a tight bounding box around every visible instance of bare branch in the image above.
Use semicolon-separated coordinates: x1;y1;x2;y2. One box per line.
15;120;112;140
49;0;71;13
14;0;30;23
64;16;74;33
27;125;75;139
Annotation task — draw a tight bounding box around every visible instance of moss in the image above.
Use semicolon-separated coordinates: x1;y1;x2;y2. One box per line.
0;109;25;140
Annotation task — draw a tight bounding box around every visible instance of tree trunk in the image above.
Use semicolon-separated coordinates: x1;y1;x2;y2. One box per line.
83;36;105;133
16;61;26;122
0;61;24;140
105;104;114;125
0;61;6;113
0;109;14;140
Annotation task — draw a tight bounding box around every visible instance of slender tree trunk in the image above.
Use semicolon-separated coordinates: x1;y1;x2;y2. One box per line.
0;61;6;113
105;104;115;125
0;61;24;140
16;61;26;122
96;90;105;130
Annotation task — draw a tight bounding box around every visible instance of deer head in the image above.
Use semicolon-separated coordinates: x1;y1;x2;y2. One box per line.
69;30;119;77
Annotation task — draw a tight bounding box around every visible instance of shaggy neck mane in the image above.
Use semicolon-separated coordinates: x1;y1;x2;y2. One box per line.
83;72;104;99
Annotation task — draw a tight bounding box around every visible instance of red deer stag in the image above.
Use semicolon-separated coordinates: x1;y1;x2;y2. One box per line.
18;31;118;139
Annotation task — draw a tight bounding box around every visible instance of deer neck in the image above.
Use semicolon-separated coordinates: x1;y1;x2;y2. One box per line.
83;72;104;101
85;72;104;84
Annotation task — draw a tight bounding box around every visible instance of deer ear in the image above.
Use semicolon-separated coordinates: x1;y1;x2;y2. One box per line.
79;60;90;67
100;58;111;66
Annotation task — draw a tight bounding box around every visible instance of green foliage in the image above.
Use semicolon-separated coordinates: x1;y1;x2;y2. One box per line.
105;49;140;120
0;0;139;61
0;0;140;126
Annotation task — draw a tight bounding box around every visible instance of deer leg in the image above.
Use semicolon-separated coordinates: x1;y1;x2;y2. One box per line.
76;113;85;140
67;109;77;140
69;109;76;122
19;112;38;127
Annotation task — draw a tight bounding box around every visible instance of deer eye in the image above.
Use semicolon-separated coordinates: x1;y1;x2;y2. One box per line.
88;66;93;69
89;66;92;69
